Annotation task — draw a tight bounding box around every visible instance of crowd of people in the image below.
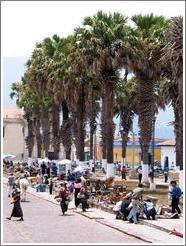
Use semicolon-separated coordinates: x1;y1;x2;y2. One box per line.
4;159;182;223
5;159;91;219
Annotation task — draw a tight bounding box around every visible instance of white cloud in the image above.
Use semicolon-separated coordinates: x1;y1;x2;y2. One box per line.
2;1;185;57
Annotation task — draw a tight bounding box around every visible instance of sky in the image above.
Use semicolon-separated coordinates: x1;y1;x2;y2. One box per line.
2;1;184;139
2;1;185;57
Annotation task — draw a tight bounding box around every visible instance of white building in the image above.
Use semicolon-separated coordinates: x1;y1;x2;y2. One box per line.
157;139;176;169
3;107;29;161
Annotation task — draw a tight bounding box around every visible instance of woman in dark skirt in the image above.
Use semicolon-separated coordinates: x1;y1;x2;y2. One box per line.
6;186;24;221
74;178;82;208
78;185;89;212
55;182;69;215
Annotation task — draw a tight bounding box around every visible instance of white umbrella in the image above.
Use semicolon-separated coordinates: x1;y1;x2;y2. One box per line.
57;159;71;165
38;158;50;164
3;154;16;160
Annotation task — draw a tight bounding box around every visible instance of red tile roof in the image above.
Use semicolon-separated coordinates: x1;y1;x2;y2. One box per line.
3;107;23;119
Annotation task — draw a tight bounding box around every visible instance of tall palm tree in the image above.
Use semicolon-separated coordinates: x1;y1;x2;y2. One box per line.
122;14;169;181
161;16;183;170
10;80;52;158
26;35;66;159
64;47;88;161
76;11;128;175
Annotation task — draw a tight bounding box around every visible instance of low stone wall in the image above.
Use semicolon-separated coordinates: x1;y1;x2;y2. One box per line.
169;171;180;182
113;180;169;193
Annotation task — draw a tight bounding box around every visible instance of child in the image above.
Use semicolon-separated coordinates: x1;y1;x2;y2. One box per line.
144;198;156;220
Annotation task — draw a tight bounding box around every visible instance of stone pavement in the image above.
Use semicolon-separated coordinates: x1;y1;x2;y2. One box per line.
74;208;184;244
3;177;184;244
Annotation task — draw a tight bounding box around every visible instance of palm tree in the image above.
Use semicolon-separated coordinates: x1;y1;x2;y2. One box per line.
85;84;100;161
161;16;183;170
115;76;138;166
10;80;52;158
123;14;169;182
76;11;128;175
26;35;66;160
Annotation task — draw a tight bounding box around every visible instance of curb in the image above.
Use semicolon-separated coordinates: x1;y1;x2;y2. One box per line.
89;203;177;234
140;220;171;233
74;211;152;243
95;219;152;243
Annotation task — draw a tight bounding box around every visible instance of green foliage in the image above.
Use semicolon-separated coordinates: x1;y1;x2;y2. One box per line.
10;80;52;111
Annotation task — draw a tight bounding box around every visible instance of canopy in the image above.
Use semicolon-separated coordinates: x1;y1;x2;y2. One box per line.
57;159;71;165
3;154;16;160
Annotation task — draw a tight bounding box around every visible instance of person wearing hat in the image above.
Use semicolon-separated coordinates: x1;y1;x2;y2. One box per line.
6;185;24;221
54;182;69;215
116;193;132;220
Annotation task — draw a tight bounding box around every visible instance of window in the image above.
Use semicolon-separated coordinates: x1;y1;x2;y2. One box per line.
3;127;5;138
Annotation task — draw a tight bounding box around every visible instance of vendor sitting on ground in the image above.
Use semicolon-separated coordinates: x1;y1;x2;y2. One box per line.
116;193;132;220
143;198;156;220
127;198;141;224
127;184;144;224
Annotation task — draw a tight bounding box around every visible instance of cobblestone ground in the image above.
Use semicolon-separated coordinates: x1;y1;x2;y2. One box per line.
3;185;144;244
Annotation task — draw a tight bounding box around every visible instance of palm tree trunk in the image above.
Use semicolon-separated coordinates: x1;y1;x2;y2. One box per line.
76;84;85;161
24;109;35;157
61;101;72;159
71;112;78;160
105;84;114;163
26;118;35;157
62;101;69;120
61;119;72;159
89;119;97;160
173;104;181;168
104;81;115;177
89;129;94;160
101;95;107;160
120;112;133;166
35;118;42;158
138;78;154;182
52;101;60;160
178;74;183;170
41;110;50;157
121;133;127;164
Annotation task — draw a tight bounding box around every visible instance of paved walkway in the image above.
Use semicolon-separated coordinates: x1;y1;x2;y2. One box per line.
3;185;144;244
3;177;184;244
